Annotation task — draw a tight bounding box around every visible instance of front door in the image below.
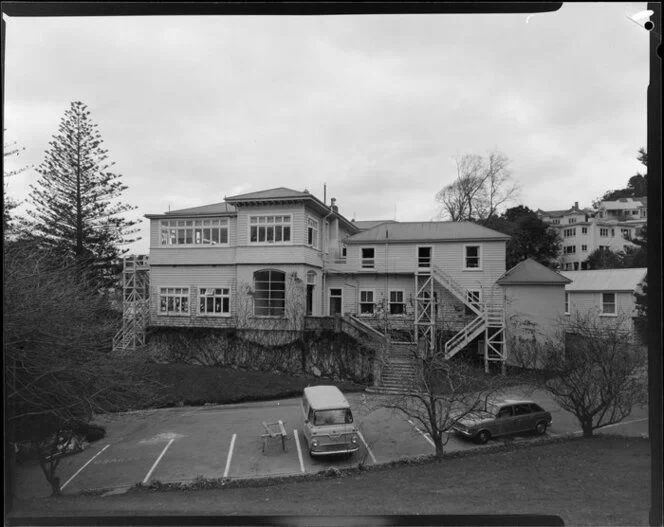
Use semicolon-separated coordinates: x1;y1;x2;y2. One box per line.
329;288;342;316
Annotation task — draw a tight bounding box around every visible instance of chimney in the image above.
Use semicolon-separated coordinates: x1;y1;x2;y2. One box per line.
574;201;579;209
330;197;338;212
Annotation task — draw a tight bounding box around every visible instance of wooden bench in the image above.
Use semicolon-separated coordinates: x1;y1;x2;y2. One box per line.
261;420;288;453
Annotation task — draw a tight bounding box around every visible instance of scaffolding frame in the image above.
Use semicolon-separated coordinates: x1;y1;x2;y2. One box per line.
112;255;150;354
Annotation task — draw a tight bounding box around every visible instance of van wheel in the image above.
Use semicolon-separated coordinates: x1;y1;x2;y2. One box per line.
535;421;547;435
476;430;491;444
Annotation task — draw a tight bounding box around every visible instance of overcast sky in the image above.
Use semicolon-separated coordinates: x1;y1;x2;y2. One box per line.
3;3;650;254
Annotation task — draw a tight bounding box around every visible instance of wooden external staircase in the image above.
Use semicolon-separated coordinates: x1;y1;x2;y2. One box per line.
416;263;506;373
112;256;150;354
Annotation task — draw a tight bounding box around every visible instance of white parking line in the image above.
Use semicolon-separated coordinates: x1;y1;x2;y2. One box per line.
60;444;111;491
293;429;305;473
143;439;174;484
223;433;237;479
601;418;648;429
357;430;377;464
408;419;436;449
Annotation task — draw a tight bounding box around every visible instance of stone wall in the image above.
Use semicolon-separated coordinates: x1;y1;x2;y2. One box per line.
144;326;375;384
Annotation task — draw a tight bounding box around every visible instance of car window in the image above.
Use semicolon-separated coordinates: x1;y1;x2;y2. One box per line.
529;403;545;413
514;404;532;416
496;406;513;418
307;408;314;422
314;409;353;426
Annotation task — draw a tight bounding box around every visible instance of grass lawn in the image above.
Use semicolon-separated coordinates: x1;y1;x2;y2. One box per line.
9;436;651;525
144;363;367;408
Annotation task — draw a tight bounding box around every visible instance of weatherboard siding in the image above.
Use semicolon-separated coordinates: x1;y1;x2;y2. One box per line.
235;204;305;246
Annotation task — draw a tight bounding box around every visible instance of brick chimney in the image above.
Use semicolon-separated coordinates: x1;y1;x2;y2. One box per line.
330;197;338;212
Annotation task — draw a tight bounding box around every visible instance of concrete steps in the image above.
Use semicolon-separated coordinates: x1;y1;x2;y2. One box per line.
373;342;422;393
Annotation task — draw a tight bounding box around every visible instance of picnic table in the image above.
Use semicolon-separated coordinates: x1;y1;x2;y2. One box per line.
261;420;288;453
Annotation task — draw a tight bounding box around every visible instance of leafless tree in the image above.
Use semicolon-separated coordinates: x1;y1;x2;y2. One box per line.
436;150;519;222
5;240;160;496
510;311;647;437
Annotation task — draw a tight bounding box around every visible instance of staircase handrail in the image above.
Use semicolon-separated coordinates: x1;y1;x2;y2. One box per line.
430;264;484;316
345;315;389;343
444;313;486;358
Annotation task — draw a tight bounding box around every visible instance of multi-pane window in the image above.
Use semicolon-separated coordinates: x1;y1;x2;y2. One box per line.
568;218;576;224
621;228;632;240
465;290;481;315
564;292;569;314
359;290;375;315
581;244;588;252
389;291;405;315
361;248;375;269
417;247;432;268
563;228;576;237
159;288;189;315
551;219;560;225
564;245;576;254
253;270;286;316
641;209;647;218
611;228;615;237
600;228;609;237
160;219;228;246
199;288;230;316
464;245;481;269
306;217;319;249
249;216;291;244
581;227;588;234
601;292;616;315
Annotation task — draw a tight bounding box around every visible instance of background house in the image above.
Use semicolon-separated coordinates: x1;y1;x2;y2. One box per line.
537;197;647;270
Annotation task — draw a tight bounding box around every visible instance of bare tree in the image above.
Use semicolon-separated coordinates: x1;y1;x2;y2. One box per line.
5;240;160;496
511;311;647;437
436;150;519;222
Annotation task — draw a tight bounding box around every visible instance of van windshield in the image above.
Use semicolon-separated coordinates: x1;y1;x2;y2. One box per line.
314;409;353;426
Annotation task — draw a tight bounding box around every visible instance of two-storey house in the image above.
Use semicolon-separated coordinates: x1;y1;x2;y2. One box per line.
116;187;513;387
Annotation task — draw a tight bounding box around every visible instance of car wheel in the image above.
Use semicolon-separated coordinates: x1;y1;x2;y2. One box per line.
535;421;547;435
476;430;491;444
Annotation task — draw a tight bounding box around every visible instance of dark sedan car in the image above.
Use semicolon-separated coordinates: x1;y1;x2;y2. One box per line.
451;399;553;444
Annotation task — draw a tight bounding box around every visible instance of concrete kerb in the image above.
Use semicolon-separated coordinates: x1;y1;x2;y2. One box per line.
74;431;596;497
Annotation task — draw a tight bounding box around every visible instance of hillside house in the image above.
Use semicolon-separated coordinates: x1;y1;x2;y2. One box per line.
537;197;647;271
115;187;513;387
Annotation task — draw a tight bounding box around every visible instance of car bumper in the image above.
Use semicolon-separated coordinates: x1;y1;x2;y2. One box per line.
452;427;475;438
310;445;359;456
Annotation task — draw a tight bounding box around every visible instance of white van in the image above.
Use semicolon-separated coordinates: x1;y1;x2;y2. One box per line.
301;385;359;457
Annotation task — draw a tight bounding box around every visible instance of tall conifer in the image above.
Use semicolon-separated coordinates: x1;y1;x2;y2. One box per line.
28;101;139;284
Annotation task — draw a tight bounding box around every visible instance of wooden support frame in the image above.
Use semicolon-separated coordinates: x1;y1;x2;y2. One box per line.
261;420;288;453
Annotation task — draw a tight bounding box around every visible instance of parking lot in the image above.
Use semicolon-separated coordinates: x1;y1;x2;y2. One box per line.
14;387;649;499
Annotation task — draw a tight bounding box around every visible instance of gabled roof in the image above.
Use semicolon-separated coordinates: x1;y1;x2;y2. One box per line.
225;187;312;201
497;258;571;286
351;220;398;231
166;202;236;215
561;268;647;292
344;221;510;244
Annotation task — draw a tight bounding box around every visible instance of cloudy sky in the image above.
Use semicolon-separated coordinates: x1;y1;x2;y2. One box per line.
3;3;650;254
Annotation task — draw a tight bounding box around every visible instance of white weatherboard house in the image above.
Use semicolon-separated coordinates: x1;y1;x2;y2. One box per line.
496;258;572;367
560;268;647;343
115;187;516;388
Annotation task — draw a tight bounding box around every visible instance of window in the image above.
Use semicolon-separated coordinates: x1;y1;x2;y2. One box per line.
253;270;286;316
529;403;545;412
417;247;432;268
199;288;230;316
581;227;588;234
159;288;190;315
581;244;588;251
464;245;481;269
568;217;576;224
632;210;638;215
306;217;319;249
341;246;347;258
465;290;481;316
513;404;532;416
611;228;615;237
564;292;569;314
361;248;375;269
573;262;579;270
641;209;647;218
621;228;631;240
551;219;560;225
359;290;374;315
601;292;616;315
389;290;405;315
160;219;228;246
563;228;576;237
249;215;291;244
563;245;576;254
600;228;609;237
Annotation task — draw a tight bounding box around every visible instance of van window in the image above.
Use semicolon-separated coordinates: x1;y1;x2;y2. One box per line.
314;409;353;426
307;407;314;422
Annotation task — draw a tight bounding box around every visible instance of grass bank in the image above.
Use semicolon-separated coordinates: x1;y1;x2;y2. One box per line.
9;435;650;525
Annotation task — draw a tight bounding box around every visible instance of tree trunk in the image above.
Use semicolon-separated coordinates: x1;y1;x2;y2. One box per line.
582;419;594;437
433;434;445;458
